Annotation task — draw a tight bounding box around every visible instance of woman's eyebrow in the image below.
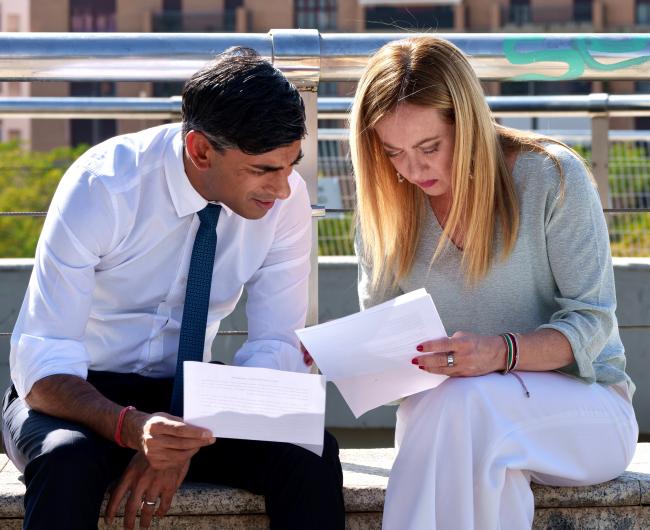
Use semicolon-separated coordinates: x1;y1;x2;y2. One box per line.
383;136;441;149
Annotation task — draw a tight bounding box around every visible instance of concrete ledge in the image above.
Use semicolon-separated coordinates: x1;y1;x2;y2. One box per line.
1;445;649;529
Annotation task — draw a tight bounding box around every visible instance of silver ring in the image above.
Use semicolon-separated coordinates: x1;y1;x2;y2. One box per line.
447;353;455;368
142;500;157;507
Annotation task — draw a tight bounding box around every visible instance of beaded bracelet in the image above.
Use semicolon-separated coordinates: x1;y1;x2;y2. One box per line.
114;405;135;448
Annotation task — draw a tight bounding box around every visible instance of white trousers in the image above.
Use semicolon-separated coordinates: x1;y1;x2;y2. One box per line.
383;372;638;530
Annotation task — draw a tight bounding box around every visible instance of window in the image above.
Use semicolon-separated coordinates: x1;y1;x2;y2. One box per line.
365;6;454;30
70;0;116;32
225;0;243;30
502;80;592;96
500;81;534;96
507;0;531;25
152;81;184;98
153;1;240;33
295;0;337;31
573;0;592;23
70;82;117;147
637;0;650;24
635;81;650;129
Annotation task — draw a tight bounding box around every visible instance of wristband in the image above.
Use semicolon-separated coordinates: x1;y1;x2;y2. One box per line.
510;333;520;371
500;333;514;374
500;332;520;374
114;405;135;448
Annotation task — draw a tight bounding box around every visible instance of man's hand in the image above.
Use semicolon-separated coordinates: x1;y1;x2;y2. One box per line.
105;451;190;529
25;376;214;470
122;411;215;470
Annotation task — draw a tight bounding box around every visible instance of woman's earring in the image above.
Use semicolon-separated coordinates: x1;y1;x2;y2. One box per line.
396;172;405;183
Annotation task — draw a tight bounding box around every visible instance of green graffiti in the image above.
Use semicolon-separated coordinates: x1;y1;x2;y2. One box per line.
503;37;650;81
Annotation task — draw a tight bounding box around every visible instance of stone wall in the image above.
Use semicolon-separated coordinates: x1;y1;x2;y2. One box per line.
1;257;648;433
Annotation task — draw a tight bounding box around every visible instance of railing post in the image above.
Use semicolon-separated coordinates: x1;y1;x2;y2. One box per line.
270;29;321;326
589;93;610;209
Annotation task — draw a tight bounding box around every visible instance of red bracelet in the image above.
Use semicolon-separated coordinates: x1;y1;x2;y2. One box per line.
114;405;135;448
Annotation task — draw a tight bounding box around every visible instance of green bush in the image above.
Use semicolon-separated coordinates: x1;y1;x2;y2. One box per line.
318;214;355;256
0;141;88;258
1;141;649;258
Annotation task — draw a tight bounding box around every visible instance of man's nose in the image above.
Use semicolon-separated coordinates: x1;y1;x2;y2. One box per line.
272;170;291;200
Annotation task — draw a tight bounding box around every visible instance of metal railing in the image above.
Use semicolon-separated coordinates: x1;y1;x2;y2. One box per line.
1;31;650;328
2;32;650;82
315;131;650;257
2;93;650;119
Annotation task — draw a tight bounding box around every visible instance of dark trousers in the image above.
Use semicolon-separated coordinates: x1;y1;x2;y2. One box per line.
1;371;345;530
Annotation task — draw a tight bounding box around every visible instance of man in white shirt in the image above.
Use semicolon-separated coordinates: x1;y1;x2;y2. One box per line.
2;48;344;530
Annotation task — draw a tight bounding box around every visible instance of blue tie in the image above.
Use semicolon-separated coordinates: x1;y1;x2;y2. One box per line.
170;204;221;417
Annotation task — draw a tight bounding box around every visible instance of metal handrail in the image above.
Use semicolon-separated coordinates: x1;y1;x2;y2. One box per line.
2;94;650;119
318;95;650;119
1;32;650;82
318;128;650;142
0;97;181;119
0;207;328;218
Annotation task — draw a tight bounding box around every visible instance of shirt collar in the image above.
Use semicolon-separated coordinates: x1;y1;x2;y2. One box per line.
164;126;234;219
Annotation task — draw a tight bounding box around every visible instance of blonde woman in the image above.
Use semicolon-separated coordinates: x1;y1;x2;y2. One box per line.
350;36;638;530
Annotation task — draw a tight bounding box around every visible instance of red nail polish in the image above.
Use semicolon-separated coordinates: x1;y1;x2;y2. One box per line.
416;345;423;352
411;358;418;365
419;366;426;370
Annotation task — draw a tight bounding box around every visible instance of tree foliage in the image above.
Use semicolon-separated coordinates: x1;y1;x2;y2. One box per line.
0;142;88;258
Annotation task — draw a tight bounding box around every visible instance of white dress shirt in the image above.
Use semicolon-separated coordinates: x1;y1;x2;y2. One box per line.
10;123;312;398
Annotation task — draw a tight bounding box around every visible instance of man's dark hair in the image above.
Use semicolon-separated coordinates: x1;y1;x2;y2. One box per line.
181;47;306;155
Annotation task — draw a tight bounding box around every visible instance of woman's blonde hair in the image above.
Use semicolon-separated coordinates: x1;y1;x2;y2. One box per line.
350;36;562;286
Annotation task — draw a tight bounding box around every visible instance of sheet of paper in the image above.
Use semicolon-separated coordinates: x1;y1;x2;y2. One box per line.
296;288;448;418
184;362;326;456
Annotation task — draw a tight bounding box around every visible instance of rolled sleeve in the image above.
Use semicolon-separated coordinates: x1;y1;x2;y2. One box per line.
536;147;617;382
9;167;115;398
233;175;312;373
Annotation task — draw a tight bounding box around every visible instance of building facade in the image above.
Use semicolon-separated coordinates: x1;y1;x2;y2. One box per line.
0;0;648;149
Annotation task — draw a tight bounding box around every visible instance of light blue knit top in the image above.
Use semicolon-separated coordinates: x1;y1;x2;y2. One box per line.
357;143;634;398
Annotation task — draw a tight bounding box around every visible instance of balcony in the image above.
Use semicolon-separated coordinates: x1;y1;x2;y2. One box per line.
501;4;596;31
151;10;240;33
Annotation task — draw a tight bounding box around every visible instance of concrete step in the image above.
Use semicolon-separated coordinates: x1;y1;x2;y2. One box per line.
0;445;649;529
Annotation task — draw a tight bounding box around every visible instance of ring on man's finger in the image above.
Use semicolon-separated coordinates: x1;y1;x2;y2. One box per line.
446;353;455;368
142;499;157;507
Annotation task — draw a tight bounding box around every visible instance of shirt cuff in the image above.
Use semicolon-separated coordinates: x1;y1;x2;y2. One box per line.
233;339;309;374
10;334;90;398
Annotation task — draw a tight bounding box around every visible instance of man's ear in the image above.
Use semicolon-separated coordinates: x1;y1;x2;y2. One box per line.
185;131;213;171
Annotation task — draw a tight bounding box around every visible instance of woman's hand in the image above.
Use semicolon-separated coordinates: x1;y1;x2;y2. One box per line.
412;331;505;377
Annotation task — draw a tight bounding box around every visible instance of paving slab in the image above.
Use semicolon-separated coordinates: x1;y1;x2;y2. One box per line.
340;448;390;512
